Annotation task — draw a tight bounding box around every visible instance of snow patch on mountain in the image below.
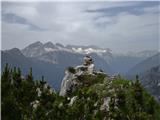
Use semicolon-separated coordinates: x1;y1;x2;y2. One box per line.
44;48;55;52
72;47;107;54
57;46;72;52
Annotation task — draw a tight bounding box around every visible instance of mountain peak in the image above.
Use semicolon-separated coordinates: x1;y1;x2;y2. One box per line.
21;41;44;57
44;42;56;48
5;48;24;57
7;48;21;53
27;41;43;48
33;41;43;45
55;43;64;48
10;47;21;52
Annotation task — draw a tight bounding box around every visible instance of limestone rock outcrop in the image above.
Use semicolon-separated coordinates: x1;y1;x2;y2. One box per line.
59;56;102;96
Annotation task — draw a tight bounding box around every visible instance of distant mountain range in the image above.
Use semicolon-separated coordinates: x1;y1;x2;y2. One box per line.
21;41;113;73
127;53;160;76
2;41;159;92
21;41;111;58
140;65;160;101
126;53;160;101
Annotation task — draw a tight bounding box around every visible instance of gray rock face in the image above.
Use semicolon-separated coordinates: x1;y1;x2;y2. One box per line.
59;70;77;96
100;97;111;111
69;96;78;106
59;66;90;96
59;56;96;96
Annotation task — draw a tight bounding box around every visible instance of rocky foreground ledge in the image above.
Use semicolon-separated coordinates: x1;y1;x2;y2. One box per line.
60;55;108;96
57;56;160;119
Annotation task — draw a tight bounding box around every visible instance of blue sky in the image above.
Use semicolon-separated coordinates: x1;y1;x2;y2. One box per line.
1;1;160;53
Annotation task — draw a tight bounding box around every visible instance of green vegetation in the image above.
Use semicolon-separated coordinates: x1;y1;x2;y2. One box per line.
77;73;106;87
67;67;76;74
2;64;160;120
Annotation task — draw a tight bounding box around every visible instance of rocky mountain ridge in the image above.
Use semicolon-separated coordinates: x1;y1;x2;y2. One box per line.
127;53;160;76
140;65;160;101
22;41;111;58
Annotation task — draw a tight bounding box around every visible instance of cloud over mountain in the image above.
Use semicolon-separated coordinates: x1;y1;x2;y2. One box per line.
2;1;160;53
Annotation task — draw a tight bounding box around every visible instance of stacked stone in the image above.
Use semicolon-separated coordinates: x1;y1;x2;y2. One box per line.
83;55;93;66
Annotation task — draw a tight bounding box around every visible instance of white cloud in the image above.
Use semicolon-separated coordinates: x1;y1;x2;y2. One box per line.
2;1;160;53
